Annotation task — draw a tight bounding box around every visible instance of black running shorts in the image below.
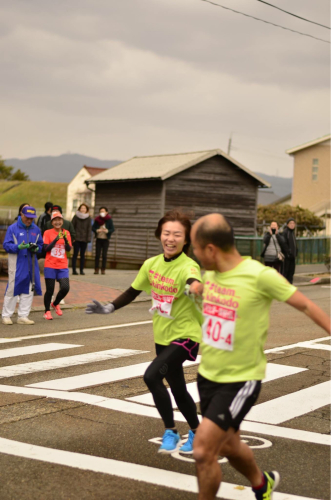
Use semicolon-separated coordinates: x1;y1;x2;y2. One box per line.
197;374;262;431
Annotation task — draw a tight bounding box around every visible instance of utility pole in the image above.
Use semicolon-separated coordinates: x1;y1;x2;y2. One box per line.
227;132;232;155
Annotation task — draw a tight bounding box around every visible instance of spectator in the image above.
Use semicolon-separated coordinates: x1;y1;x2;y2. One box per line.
71;203;92;275
45;205;76;242
92;207;114;274
37;202;53;235
14;203;29;221
43;211;72;320
282;218;298;284
261;221;288;273
2;206;43;325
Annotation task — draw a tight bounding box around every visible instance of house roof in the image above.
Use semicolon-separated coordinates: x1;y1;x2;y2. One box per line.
257;191;280;206
86;149;270;187
84;166;108;176
286;134;331;155
274;193;292;205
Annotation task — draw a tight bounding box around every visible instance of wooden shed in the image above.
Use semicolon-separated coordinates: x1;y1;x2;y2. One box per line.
86;149;270;267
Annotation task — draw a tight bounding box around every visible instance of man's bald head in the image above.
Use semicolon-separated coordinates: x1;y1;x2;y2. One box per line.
193;213;235;252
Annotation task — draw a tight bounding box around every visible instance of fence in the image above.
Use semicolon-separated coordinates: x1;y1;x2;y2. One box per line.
0;206;44;221
235;237;330;265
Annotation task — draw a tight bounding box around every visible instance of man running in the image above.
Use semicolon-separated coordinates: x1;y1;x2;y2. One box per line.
189;213;330;500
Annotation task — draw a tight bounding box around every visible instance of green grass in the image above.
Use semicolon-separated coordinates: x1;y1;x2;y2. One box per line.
0;181;68;210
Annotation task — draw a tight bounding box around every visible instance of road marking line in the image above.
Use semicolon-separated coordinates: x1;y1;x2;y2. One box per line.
0;385;328;446
297;344;331;351
247;381;330;424
0;349;148;379
265;336;331;354
28;356;201;391
0;437;319;500
127;363;307;407
0;320;153;344
0;343;81;359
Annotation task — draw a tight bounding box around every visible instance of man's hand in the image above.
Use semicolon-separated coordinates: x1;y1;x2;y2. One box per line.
190;281;204;296
18;242;30;250
85;300;115;314
28;243;39;253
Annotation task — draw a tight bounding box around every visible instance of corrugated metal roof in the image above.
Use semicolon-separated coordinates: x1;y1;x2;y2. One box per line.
286;134;331;155
87;149;270;187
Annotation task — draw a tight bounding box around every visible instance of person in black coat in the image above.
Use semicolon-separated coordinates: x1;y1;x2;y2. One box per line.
261;221;289;273
282;218;298;284
92;207;115;274
71;203;92;275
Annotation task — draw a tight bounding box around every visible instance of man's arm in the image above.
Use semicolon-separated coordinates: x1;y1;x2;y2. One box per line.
286;290;330;334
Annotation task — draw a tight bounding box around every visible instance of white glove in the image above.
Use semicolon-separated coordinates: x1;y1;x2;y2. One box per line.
85;300;115;314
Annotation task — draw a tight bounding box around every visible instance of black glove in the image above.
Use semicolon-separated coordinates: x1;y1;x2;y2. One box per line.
28;243;39;253
85;300;115;314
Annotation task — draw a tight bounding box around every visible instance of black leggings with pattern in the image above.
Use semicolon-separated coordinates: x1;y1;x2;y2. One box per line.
44;278;70;312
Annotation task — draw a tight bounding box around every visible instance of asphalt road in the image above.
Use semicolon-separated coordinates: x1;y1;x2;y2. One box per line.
0;285;330;500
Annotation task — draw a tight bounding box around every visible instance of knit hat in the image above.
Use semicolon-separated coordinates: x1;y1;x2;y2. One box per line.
51;211;63;220
52;205;62;214
287;218;295;224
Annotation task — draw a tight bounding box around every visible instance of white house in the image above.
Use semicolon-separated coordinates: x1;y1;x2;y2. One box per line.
66;166;107;220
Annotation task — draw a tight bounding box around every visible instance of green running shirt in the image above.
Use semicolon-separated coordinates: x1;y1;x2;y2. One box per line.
132;253;203;345
198;257;296;383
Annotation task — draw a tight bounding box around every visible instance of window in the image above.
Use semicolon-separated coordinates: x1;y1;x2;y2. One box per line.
312;158;319;166
72;199;78;210
312;165;318;182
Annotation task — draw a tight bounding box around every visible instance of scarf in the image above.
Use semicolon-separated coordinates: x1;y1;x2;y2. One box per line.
94;214;111;226
75;211;90;220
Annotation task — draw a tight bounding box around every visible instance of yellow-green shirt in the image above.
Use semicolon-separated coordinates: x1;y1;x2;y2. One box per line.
199;257;296;383
132;253;203;345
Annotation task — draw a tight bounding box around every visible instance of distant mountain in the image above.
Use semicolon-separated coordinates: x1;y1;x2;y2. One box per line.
255;172;292;198
4;154;122;183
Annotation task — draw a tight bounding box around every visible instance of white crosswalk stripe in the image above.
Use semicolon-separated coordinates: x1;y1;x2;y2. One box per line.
0;343;81;359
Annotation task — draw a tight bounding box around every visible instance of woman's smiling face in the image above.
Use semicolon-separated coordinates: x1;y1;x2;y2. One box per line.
52;217;63;230
160;221;187;259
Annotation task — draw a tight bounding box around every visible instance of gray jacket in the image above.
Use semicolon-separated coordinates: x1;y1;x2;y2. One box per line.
71;215;92;242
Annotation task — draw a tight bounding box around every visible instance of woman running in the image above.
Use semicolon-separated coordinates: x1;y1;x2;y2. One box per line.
86;210;202;454
43;211;72;320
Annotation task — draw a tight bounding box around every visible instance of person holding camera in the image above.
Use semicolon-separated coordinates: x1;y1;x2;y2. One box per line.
2;206;43;325
261;221;288;273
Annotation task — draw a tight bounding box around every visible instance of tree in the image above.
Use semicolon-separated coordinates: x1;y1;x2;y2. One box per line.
0;157;13;179
10;169;30;181
0;156;30;181
257;204;324;236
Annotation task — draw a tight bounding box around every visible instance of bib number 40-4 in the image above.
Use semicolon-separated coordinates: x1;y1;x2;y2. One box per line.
202;303;236;351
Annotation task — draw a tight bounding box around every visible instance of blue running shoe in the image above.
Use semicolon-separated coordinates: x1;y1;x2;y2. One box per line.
253;471;280;500
179;430;195;454
158;430;180;454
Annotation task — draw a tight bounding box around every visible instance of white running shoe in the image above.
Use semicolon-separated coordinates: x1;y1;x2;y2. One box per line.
2;317;13;325
60;299;65;305
17;317;35;325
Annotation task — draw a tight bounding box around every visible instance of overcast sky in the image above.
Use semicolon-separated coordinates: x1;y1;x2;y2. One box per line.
1;0;329;177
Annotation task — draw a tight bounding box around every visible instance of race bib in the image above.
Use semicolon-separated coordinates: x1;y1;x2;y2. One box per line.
51;245;65;259
202;303;236;351
149;291;175;319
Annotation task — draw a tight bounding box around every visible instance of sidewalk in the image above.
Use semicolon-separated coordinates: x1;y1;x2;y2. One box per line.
0;264;329;315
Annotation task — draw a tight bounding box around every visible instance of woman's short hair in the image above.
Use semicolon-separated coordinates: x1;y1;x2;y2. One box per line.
99;207;108;212
78;203;89;212
155;209;192;255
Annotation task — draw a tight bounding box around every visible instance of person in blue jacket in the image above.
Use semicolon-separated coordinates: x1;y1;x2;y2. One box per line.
2;206;43;325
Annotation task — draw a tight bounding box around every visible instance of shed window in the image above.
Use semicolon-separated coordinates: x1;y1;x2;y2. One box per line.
312;166;318;182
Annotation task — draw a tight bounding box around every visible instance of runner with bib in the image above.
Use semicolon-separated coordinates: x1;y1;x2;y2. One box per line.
43;211;72;320
86;210;203;454
189;213;330;500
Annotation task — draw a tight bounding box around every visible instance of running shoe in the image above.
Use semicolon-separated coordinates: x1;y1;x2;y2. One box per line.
43;311;53;320
179;430;195;454
158;430;180;454
51;303;63;316
253;471;280;500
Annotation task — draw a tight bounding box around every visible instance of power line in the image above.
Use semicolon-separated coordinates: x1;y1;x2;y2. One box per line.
256;0;330;30
200;0;331;44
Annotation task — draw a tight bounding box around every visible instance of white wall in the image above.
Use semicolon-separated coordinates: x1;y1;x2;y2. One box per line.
66;168;96;220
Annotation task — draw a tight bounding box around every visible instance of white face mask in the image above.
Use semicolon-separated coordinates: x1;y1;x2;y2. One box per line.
100;212;106;217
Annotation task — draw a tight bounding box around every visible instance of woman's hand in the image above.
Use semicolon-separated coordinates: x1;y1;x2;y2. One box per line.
85;300;115;314
190;281;204;296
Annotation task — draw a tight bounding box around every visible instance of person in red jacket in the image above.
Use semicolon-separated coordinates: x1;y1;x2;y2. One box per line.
43;211;72;320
